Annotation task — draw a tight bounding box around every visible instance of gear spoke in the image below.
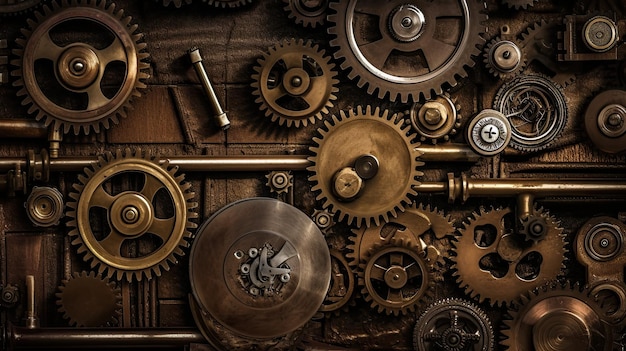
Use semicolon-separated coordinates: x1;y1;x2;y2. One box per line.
369;264;386;281
358;39;393;69
149;217;176;243
353;0;379;16
264;86;289;103
90;185;116;209
141;173;166;203
389;252;403;266
85;81;112;110
281;53;304;70
97;37;128;67
421;38;457;70
32;33;64;62
405;262;422;279
99;230;125;256
428;0;463;18
387;287;402;302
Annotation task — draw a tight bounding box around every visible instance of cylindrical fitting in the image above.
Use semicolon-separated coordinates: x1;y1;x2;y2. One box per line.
25;275;38;329
188;47;231;130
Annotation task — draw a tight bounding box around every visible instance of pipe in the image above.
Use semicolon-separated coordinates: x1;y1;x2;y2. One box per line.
9;326;205;349
0;119;47;139
416;144;482;163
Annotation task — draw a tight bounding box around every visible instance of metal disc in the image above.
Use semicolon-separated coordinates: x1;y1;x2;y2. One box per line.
189;197;330;338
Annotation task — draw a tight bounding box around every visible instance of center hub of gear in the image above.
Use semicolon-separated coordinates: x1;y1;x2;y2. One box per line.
283;67;311;95
384;265;408;289
389;4;425;43
598;104;626;138
110;193;153;236
58;45;100;90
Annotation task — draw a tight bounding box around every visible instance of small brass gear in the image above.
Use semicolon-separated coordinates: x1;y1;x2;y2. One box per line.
56;271;121;327
358;237;435;316
406;93;462;144
414;297;495;351
452;207;566;307
11;0;150;135
483;36;526;79
501;0;537;10
203;0;252;8
251;38;338;128
308;105;423;227
66;148;198;281
501;282;614;351
283;0;328;28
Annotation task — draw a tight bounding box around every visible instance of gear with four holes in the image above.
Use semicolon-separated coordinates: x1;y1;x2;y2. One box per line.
501;0;537;10
358;237;435;316
327;0;487;103
493;74;568;152
251;38;338;128
11;0;150;135
283;0;328;28
56;271;122;327
66;148;198;281
452;207;566;306
347;202;454;272
308;105;423;227
414;297;495;351
203;0;252;8
501;282;614;351
157;0;193;7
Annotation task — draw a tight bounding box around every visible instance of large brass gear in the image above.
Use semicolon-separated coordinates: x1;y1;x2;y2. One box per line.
308;105;423;228
11;0;150;135
358;237;435;316
251;38;338;128
347;202;455;270
327;0;487;103
56;271;122;327
413;297;495;351
501;282;614;351
452;207;566;307
66;148;198;281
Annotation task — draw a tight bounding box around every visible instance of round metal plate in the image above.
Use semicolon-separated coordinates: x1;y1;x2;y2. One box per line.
189;197;330;338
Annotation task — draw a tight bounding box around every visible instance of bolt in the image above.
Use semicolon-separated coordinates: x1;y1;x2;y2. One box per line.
317;214;329;226
73;61;85;72
401;17;413;28
502;50;511;59
122;206;139;224
600;238;610;248
234;250;244;259
424;108;443;125
188;47;231;130
291;76;302;87
480;124;500;143
608;113;623;127
280;273;290;283
248;247;258;258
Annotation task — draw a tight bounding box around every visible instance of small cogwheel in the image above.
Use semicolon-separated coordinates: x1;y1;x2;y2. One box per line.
283;0;328;28
518;208;551;243
407;94;461;144
66;148;198;281
56;271;122;327
251;38;338;128
483;37;526;79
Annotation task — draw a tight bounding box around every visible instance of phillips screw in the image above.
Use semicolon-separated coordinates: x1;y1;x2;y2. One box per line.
188;47;231;130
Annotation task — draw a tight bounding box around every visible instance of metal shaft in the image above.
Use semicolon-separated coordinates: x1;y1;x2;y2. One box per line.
188;47;230;130
9;326;204;349
0;119;47;139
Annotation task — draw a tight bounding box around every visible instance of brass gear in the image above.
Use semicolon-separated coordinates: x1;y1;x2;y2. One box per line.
283;0;328;28
327;0;487;103
501;0;537;9
413;297;495;351
11;0;150;135
501;282;614;351
407;93;462;144
308;106;423;228
358;237;435;316
66;148;198;281
56;271;122;327
0;0;42;15
483;36;526;79
452;207;566;307
518;207;551;243
203;0;252;8
347;202;454;270
251;38;338;128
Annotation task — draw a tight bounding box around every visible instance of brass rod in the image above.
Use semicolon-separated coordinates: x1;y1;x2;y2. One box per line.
415;144;482;163
0;119;47;139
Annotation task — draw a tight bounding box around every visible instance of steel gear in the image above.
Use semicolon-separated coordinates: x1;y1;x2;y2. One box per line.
501;0;537;10
347;202;454;271
308;106;423;227
584;90;626;154
413;297;495;351
452;207;566;306
157;0;192;7
320;249;355;313
493;74;568;152
519;20;577;87
203;0;252;8
327;0;487;103
483;37;526;79
283;0;328;28
408;94;461;144
358;237;435;316
56;271;121;327
11;0;150;135
66;148;198;281
0;0;42;15
501;282;614;351
251;38;338;128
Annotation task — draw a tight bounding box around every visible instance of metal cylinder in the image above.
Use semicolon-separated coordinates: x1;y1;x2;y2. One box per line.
9;326;205;349
188;47;231;130
0;119;47;139
416;144;482;162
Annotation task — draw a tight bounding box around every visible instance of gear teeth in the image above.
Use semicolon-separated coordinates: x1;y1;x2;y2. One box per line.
203;0;253;8
11;0;150;135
